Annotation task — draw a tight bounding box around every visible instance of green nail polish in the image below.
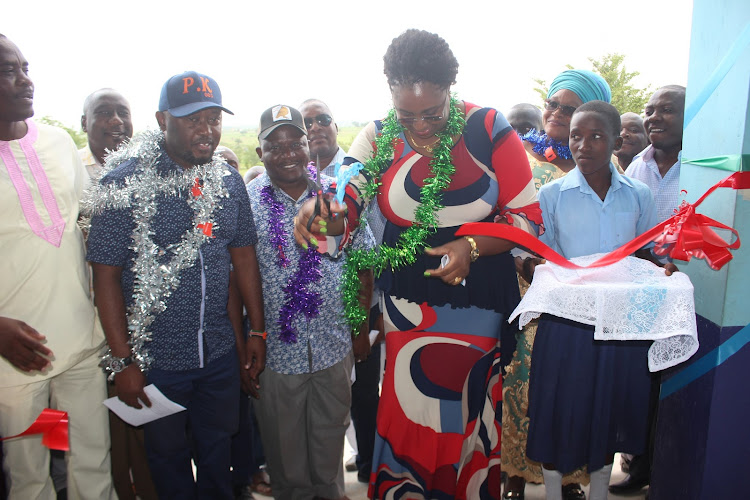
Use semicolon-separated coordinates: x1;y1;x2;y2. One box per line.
302;242;308;250
310;237;318;246
423;271;431;277
319;227;327;234
319;220;327;227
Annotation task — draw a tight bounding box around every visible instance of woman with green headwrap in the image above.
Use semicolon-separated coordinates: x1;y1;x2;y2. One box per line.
501;69;612;500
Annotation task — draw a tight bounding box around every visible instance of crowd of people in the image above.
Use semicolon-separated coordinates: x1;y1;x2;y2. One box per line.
0;27;686;500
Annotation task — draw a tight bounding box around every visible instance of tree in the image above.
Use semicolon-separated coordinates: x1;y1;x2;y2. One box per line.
38;116;88;148
533;53;652;114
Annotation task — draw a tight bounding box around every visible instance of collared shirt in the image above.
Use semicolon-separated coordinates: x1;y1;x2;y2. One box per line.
539;163;657;259
1;120;105;387
78;144;102;181
625;145;682;223
247;174;374;375
87;144;256;371
321;147;347;177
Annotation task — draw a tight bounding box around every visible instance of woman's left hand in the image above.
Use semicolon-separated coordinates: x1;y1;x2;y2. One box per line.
424;238;472;286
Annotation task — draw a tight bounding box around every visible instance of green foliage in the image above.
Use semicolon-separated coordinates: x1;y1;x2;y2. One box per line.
220;125;364;177
219;128;260;176
532;54;651;114
38;116;88;148
590;53;651;114
336;126;364;153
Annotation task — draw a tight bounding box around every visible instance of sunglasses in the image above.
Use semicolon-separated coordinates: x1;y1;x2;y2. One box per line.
544;99;577;117
303;114;333;129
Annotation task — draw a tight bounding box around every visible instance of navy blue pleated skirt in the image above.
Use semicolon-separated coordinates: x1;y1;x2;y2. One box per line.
526;314;651;474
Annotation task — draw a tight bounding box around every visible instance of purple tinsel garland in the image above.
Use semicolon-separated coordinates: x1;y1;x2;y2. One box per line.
261;167;323;343
261;184;291;268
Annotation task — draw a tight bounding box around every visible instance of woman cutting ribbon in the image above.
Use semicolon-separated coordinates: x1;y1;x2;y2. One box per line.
295;29;542;500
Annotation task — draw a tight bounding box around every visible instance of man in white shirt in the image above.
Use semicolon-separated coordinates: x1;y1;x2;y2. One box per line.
0;34;115;500
625;86;686;223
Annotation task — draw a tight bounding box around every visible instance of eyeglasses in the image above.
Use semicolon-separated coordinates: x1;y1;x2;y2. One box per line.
396;95;448;126
303;114;333;129
397;114;444;126
544;99;577;117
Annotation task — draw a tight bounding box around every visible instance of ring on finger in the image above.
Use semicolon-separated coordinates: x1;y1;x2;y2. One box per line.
452;276;463;285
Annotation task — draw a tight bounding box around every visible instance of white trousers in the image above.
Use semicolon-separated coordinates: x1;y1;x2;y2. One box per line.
0;352;115;500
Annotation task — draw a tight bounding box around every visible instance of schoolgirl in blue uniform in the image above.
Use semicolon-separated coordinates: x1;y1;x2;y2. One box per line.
523;101;677;500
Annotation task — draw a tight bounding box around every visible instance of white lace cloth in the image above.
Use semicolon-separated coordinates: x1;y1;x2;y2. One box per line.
508;254;698;372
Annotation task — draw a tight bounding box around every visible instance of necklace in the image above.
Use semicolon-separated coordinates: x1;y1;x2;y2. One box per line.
84;130;228;371
341;95;465;330
405;128;440;154
521;128;572;161
260;165;323;344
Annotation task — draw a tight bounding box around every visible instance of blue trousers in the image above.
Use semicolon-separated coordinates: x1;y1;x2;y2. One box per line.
231;391;265;488
144;351;239;500
351;338;381;479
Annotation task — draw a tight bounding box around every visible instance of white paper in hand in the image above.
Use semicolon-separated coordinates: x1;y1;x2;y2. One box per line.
103;384;186;426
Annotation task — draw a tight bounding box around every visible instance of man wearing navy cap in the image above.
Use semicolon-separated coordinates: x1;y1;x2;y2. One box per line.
86;71;266;499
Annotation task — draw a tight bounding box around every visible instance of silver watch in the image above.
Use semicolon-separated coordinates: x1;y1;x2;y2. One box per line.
101;353;134;374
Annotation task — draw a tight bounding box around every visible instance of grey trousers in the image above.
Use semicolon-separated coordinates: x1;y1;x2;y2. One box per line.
254;351;354;500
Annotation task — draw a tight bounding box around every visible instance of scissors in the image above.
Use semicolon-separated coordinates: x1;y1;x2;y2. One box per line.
306;154;330;231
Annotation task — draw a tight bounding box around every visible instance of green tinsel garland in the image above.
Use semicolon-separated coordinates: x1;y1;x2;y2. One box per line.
342;96;466;331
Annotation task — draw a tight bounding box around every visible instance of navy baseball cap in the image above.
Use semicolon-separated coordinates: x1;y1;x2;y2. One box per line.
158;71;234;117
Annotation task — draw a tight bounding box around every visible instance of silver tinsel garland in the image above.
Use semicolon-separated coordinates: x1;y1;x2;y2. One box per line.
84;130;231;372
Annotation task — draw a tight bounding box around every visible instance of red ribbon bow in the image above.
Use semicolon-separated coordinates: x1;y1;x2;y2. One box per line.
653;201;740;270
457;172;749;271
0;408;69;451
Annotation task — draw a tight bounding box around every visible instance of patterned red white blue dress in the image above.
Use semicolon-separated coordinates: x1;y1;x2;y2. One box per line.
342;102;542;499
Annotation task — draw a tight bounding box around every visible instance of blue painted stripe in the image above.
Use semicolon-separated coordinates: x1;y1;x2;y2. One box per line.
661;323;750;399
684;23;750;128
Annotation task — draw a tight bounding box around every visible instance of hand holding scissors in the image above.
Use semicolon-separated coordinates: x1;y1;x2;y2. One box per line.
306;155;331;232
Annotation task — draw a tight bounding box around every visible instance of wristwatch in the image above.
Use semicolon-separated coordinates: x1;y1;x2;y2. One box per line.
101;353;134;374
463;236;480;262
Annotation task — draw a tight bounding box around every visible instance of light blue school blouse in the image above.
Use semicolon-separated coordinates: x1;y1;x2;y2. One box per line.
538;163;657;259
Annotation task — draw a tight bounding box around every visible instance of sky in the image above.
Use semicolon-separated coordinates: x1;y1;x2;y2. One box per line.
5;0;694;132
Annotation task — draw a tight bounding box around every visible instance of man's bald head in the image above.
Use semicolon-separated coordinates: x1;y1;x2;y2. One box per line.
507;103;543;136
216;145;240;170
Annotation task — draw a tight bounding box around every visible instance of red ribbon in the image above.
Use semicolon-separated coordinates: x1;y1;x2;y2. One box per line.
0;408;69;451
457;172;750;271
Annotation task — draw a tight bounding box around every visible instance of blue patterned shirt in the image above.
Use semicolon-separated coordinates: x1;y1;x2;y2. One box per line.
87;145;257;371
247;174;374;375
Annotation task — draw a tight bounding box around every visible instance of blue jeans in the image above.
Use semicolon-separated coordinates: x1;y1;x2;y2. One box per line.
145;351;239;499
